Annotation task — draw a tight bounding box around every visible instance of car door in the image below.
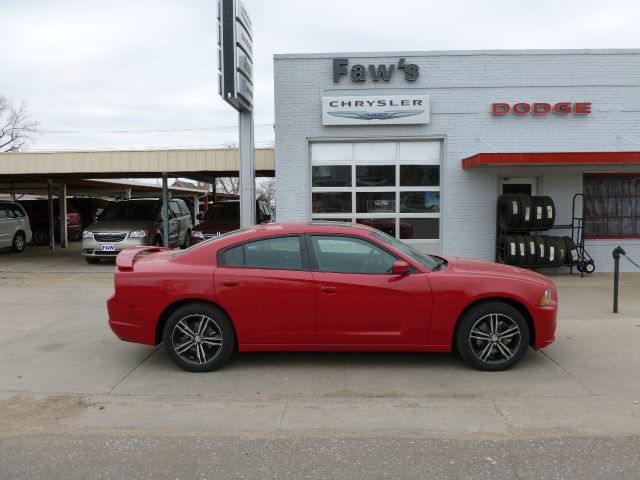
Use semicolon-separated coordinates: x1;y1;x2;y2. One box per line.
168;201;181;247
0;206;11;247
213;235;317;344
307;234;432;345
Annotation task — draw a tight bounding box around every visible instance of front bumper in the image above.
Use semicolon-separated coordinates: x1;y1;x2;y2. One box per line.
532;304;557;349
82;235;151;257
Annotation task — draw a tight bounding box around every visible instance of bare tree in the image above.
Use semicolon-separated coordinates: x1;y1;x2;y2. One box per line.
0;96;39;152
256;177;276;205
215;177;240;195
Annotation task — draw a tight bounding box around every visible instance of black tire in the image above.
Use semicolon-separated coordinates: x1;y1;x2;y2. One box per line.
517;193;533;228
84;257;100;264
182;230;191;249
499;194;521;228
502;235;518;265
540;196;556;229
584;260;595;274
532;235;545;265
563;236;580;265
513;234;527;265
456;301;530;371
523;235;537;266
11;232;26;252
531;197;545;229
542;236;555;264
553;236;566;266
32;227;50;246
163;303;235;372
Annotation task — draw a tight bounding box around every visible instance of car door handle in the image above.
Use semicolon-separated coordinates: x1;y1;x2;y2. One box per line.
223;280;239;287
320;286;337;295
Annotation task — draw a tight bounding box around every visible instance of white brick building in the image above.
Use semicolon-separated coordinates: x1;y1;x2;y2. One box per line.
274;49;640;272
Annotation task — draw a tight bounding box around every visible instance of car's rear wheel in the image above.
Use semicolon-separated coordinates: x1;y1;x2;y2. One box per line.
32;227;49;246
11;232;26;252
456;302;530;371
163;303;235;372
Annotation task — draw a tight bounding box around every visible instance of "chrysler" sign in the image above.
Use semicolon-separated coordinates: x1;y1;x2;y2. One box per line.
322;95;430;126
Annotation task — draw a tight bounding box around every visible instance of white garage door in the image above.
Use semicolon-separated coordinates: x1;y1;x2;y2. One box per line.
310;140;442;253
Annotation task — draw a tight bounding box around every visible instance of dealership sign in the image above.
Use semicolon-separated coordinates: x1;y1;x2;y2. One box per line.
217;0;253;111
333;58;419;83
492;102;592;115
322;95;430;126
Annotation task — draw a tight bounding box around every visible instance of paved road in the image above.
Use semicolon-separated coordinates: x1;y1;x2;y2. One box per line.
2;433;639;479
1;245;640;478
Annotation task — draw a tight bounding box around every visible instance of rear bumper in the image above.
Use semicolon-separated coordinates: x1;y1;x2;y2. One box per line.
107;294;158;345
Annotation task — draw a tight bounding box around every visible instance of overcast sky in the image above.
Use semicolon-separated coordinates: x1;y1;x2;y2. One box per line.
2;0;639;152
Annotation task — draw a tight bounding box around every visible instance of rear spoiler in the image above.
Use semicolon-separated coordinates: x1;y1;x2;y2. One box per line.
115;246;168;271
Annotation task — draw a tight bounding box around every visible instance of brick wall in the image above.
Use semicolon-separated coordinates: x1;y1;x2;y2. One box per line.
274;50;640;272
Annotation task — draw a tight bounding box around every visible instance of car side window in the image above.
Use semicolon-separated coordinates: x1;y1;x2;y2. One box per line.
310;235;397;274
10;205;24;217
178;201;190;217
0;206;7;220
219;236;303;271
169;201;182;218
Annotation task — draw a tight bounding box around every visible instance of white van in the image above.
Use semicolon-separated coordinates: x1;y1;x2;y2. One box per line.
0;201;32;252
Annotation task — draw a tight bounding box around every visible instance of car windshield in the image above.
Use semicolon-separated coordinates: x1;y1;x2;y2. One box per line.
370;229;441;271
203;203;239;220
98;201;159;221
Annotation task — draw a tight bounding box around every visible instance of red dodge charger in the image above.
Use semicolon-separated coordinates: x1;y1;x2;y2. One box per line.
107;222;557;372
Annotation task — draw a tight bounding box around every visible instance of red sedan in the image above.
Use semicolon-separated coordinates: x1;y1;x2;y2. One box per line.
107;222;557;372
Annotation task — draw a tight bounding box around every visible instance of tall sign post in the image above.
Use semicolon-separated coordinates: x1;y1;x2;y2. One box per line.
218;0;255;228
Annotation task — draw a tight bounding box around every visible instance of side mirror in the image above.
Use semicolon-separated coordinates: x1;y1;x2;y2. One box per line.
196;213;204;222
392;260;410;275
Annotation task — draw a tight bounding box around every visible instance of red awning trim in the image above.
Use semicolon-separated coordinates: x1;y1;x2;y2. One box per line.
462;152;640;169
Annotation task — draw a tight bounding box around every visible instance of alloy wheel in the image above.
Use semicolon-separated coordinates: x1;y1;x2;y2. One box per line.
468;313;521;365
171;314;224;365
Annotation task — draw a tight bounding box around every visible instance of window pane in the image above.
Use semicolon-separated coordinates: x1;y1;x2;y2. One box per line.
399;218;439;239
310;235;396;274
312;192;352;214
400;192;440;213
312;166;351;187
311;143;352;161
354;142;396;162
357;218;396;237
400;165;440;186
221;245;244;266
398;141;440;162
313;218;352;223
356;165;395;187
584;174;640;238
244;236;302;270
0;207;7;220
356;192;395;213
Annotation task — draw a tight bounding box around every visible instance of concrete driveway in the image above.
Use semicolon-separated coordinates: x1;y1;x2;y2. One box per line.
1;244;639;478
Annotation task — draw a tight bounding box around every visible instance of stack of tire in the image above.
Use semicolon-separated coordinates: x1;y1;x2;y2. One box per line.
497;193;581;268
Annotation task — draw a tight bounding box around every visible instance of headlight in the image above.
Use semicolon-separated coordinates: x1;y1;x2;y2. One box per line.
82;231;93;239
539;288;552;306
192;230;205;239
129;229;149;238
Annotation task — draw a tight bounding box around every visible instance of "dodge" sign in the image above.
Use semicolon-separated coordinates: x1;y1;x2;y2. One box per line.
492;102;592;115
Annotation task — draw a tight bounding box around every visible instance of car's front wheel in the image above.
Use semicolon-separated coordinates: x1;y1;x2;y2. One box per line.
163;303;235;372
455;302;530;371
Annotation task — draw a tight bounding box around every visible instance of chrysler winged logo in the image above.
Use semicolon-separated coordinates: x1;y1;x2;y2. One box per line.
328;109;424;121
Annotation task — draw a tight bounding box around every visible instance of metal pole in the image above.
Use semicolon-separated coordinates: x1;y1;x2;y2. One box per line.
47;179;55;251
59;183;68;248
162;173;169;248
239;110;256;228
612;246;625;313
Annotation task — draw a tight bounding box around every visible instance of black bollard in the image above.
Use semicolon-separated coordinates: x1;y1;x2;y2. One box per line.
612;246;626;313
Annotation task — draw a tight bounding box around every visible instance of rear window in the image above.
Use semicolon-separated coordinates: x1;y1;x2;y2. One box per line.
204;203;239;221
98;201;159;221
